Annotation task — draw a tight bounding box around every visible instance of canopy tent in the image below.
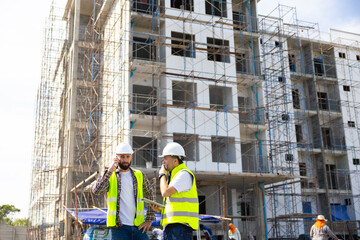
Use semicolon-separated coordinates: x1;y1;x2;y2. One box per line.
67;208;222;226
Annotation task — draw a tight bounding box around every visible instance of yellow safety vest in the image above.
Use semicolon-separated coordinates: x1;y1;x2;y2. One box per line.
107;169;145;227
161;163;199;230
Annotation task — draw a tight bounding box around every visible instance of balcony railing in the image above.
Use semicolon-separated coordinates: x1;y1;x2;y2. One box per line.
239;107;265;125
132;0;164;14
133;147;157;168
132;93;158;116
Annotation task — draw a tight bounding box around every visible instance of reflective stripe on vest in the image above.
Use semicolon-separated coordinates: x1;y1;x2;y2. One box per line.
161;163;199;230
106;169;145;227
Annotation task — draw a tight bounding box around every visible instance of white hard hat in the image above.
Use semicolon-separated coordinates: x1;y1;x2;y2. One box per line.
316;215;327;221
159;142;186;157
115;142;134;154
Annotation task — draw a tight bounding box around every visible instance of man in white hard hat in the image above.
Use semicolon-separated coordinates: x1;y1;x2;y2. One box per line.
310;215;338;240
152;142;199;240
92;142;155;240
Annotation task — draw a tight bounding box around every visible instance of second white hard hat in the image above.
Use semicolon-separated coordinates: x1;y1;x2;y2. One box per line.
159;142;186;157
316;215;327;221
115;142;134;154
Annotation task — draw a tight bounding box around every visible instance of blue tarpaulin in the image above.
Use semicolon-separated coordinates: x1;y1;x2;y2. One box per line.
68;209;107;225
67;208;221;226
302;201;312;220
330;205;350;221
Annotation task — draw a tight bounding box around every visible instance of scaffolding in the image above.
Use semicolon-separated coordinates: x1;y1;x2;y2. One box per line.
29;0;360;239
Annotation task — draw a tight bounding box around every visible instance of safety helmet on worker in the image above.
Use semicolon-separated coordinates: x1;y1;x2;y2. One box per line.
115;142;134;154
159;142;186;157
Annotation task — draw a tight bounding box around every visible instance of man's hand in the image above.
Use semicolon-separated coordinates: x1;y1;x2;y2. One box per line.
138;221;152;233
150;203;162;213
109;157;120;172
159;164;167;175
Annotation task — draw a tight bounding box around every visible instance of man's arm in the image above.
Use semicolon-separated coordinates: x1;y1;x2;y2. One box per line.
91;170;112;195
143;174;156;222
159;165;177;197
325;226;338;239
92;159;118;195
236;229;241;239
309;226;314;239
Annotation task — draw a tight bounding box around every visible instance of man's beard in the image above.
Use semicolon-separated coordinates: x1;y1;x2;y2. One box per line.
119;162;131;170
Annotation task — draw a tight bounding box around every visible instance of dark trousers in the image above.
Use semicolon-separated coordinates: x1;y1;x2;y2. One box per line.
163;223;193;240
110;225;149;240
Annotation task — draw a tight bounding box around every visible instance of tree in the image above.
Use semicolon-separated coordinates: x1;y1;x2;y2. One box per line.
10;218;28;226
0;204;27;226
0;205;20;222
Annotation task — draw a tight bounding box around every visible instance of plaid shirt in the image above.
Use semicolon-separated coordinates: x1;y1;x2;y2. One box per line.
92;167;156;227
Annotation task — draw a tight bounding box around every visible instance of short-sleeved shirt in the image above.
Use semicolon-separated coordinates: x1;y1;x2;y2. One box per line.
169;170;193;193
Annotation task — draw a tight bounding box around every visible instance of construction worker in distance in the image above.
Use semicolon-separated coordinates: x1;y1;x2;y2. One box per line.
152;142;199;240
92;142;155;240
228;223;241;240
200;224;215;240
310;215;339;240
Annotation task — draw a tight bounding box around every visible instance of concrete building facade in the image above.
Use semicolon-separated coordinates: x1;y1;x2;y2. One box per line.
29;0;360;239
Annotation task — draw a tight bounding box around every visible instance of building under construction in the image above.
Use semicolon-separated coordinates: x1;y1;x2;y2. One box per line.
28;0;360;239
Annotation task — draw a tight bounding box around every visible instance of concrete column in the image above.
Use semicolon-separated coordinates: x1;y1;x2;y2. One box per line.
256;183;266;240
231;188;239;227
65;0;81;238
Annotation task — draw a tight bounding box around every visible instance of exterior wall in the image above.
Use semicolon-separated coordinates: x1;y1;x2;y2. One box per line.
0;223;27;240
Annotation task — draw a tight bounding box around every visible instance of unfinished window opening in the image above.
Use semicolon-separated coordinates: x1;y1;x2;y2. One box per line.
317;92;328;110
345;198;351;205
338;52;346;59
132;136;157;167
292;89;300;109
238;96;247;111
326;164;338;189
207;37;230;63
238;96;250;124
275;41;281;47
289;54;296;72
209;85;232;110
322;127;332;149
348;121;355;128
211;136;236;163
314;57;324;76
132;85;157;115
282;113;289;121
357;55;360;61
343;85;350;91
278;76;285;82
285;154;293;162
198;196;206;214
232;11;245;30
354;158;360;165
299;162;306;188
295;125;303;143
205;0;227;17
173;133;199;161
236;53;247;73
133;37;156;61
170;0;193;11
239;202;251;216
172;81;197;107
171;32;195;58
132;0;159;15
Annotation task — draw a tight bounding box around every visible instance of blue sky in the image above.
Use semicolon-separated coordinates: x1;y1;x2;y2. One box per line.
0;0;359;219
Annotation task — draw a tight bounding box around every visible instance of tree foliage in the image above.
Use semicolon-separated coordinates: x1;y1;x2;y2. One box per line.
0;205;20;221
0;204;27;226
9;218;28;226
